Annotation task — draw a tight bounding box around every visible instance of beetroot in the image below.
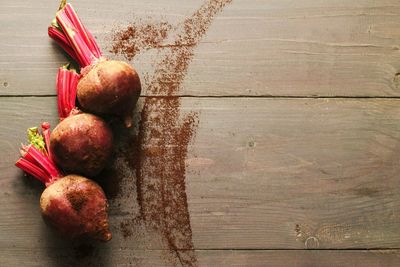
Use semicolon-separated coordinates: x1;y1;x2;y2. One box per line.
78;60;140;125
50;66;113;177
48;1;141;127
15;124;111;241
41;174;111;241
51;113;113;177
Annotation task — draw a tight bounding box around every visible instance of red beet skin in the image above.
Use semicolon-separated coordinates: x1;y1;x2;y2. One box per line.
41;175;111;241
50;113;113;177
78;60;141;127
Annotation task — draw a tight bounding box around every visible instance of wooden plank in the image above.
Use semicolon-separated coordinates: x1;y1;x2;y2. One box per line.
1;0;400;96
1;97;400;252
189;97;400;249
1;249;400;267
197;250;400;267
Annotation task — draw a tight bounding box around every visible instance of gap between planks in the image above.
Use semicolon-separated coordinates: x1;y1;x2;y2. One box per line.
4;95;400;99
190;248;400;251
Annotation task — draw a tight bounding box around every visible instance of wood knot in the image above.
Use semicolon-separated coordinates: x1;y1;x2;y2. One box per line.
248;140;256;148
3;81;8;87
305;236;320;249
393;73;400;89
295;224;302;237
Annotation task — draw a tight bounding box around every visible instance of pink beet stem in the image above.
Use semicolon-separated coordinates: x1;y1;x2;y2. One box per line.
63;4;102;58
20;146;37;164
16;125;63;187
15;158;50;184
41;122;52;160
56;68;67;119
48;26;82;65
54;3;102;68
25;145;61;182
57;67;79;120
69;70;79;111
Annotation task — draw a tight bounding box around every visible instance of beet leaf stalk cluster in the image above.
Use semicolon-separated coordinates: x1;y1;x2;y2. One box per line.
48;0;142;127
15;124;61;187
48;1;102;68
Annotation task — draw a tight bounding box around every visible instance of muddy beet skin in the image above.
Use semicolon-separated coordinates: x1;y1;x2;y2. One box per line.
40;175;112;241
77;60;141;125
50;113;113;177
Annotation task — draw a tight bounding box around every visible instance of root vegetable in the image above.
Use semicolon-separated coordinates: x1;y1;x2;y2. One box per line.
48;1;141;127
50;66;113;177
15;124;112;241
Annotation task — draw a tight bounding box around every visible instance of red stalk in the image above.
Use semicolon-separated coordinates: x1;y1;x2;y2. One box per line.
69;70;78;111
63;4;101;58
57;66;79;120
15;125;62;187
15;158;50;184
20;145;37;164
41;122;52;160
48;26;81;65
51;3;102;68
25;145;61;182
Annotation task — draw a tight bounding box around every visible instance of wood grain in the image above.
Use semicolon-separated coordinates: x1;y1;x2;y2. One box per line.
1;97;400;252
188;97;400;249
1;249;399;267
1;0;400;96
2;0;400;266
196;250;400;267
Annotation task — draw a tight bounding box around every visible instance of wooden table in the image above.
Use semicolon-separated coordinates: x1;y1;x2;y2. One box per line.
1;0;400;266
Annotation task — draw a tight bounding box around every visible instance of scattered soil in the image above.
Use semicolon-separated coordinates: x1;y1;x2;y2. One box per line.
110;0;232;266
120;220;133;239
111;20;172;61
67;190;87;212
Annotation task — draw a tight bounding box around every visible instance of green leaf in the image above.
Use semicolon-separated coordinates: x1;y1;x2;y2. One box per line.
27;127;46;151
58;0;67;11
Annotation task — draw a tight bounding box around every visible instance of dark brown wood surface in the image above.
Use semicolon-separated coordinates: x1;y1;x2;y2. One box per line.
1;0;400;266
2;249;400;267
2;0;400;97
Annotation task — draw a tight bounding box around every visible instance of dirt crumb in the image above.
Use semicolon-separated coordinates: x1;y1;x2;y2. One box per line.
110;1;232;266
67;191;87;212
